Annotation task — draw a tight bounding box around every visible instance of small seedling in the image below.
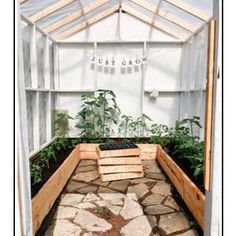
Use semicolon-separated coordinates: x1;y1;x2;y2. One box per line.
30;162;42;185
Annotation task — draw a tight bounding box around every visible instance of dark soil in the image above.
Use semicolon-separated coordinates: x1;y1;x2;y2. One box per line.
168;154;204;193
31;147;73;198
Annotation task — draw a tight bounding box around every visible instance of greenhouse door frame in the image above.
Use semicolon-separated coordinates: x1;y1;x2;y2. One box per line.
204;0;221;233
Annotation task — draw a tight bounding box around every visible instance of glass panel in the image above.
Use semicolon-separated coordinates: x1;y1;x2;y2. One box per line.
39;92;47;145
36;33;45;88
22;23;31;87
26;91;34;152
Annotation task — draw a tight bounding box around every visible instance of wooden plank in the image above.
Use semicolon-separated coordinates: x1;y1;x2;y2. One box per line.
80;151;98;160
101;172;144;181
79;144;98;152
44;0;111;33
204;20;217;191
31;145;80;235
20;0;28;4
140;152;156;160
122;4;186;41
97;147;141;158
30;0;74;22
54;4;119;40
129;0;197;32
98;157;142;165
137;144;157;153
156;145;205;229
165;0;211;21
80;144;156;152
99;165;143;174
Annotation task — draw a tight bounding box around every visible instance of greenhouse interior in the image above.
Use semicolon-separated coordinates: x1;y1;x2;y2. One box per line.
17;0;221;235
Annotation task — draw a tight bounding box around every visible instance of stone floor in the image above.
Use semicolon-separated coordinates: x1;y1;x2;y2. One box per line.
44;160;197;236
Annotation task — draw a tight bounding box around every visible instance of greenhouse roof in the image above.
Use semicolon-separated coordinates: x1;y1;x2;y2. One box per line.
20;0;213;42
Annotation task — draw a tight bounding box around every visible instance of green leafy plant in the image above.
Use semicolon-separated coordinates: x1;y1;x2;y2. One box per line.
130;113;152;139
177;116;202;138
54;112;74;137
54;112;74;150
149;117;204;178
30;162;42;185
75;90;120;142
39;146;56;168
118;115;134;138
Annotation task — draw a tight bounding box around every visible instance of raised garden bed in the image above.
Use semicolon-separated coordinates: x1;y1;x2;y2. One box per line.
157;144;205;230
31;145;80;235
31;142;205;235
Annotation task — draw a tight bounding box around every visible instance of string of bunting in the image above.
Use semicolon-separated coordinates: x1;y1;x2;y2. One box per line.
90;56;148;73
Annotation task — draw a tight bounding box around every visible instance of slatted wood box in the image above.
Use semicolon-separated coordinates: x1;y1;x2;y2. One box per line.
97;144;144;181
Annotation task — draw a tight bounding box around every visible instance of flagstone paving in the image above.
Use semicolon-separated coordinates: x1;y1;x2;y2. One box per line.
43;160;197;236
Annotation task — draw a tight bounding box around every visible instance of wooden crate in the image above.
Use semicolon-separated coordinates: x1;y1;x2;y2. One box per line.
97;147;141;158
97;145;144;181
101;172;144;182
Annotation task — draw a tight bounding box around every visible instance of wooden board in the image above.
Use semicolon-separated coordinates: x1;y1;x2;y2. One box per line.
98;157;141;165
122;4;186;41
137;144;157;153
30;0;74;22
44;0;111;33
80;151;99;160
156;145;205;229
31;145;80;235
101;172;144;182
55;4;119;40
97;147;141;158
165;0;211;21
140;152;156;160
99;165;143;174
79;144;156;160
204;20;216;191
129;0;197;32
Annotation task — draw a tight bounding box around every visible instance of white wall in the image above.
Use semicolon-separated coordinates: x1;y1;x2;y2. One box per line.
54;13;207;137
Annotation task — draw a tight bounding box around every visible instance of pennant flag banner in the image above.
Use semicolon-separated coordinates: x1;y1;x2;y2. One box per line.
90;56;147;74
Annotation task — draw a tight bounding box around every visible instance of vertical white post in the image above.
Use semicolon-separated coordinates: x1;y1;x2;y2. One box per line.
33;92;40;149
44;36;52;142
44;36;50;89
94;42;98;90
17;11;33;236
53;43;60;108
47;92;52;142
30;25;40;150
141;41;147;115
30;25;38;89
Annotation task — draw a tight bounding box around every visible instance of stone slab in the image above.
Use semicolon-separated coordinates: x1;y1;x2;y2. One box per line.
108;180;130;193
151;181;171;196
72;170;99;183
127;183;149;199
73;209;112;232
54;206;78;220
120;198;143;220
60;193;85;206
144;205;174;215
45;220;82;236
159;213;191;235
120;215;152;236
142;193;165;206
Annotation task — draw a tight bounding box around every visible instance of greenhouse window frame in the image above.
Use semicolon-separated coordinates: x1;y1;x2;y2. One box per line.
20;0;213;42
